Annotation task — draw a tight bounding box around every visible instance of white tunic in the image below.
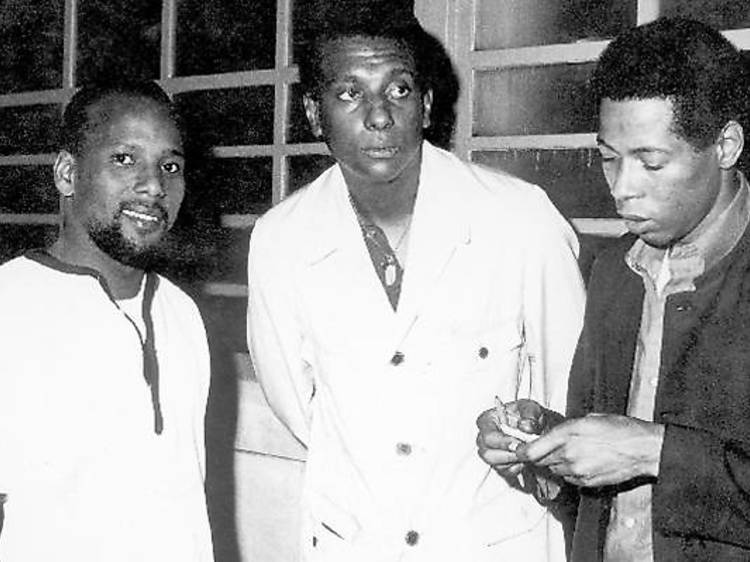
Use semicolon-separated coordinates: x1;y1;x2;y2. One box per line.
0;254;214;562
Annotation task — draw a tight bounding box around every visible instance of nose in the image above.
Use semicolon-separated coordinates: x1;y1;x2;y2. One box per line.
364;97;394;131
135;165;166;199
607;159;640;205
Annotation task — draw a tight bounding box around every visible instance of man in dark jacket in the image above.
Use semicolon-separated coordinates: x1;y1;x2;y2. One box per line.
477;17;750;561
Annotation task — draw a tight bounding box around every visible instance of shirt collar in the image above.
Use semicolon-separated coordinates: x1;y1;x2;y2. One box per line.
626;172;750;293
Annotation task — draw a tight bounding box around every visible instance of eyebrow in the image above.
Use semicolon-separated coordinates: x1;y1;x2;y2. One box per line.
595;136;669;155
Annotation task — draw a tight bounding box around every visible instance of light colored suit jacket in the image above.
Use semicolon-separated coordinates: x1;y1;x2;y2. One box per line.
247;141;585;561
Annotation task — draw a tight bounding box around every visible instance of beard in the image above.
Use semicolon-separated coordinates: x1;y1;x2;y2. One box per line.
88;210;173;271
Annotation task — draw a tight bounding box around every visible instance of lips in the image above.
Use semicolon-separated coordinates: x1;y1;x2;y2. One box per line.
362;146;399;158
120;204;168;231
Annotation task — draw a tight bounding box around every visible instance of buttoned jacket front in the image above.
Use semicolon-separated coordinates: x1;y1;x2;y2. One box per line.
248;142;585;561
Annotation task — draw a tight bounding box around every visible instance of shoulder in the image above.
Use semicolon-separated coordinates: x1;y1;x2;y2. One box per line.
254;164;338;234
590;235;636;273
154;274;203;319
0;255;56;296
424;142;550;203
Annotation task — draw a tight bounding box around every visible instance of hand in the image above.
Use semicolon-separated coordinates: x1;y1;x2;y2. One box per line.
475;399;558;479
476;407;525;479
515;413;665;488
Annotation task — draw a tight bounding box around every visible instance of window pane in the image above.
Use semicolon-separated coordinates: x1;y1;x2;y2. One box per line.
197;294;248;354
288;154;335;193
176;0;276;75
0;105;60;155
662;0;750;31
77;0;161;85
471;149;616;218
212;228;250;285
0;224;58;264
176;87;274;147
288;83;318;144
476;0;636;49
0;0;64;93
194;157;273;215
0;166;58;213
474;63;597;136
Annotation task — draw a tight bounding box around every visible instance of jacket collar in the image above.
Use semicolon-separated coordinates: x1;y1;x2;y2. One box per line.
299;141;473;331
301;141;472;266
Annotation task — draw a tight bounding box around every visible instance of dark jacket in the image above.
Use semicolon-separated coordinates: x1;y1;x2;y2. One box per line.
567;228;750;561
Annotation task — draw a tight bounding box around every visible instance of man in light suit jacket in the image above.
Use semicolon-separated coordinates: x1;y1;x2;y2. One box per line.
247;16;585;562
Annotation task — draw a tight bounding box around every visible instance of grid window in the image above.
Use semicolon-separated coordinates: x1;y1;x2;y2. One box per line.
475;0;636;49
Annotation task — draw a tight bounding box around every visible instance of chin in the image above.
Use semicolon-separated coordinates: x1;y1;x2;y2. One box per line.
638;232;673;249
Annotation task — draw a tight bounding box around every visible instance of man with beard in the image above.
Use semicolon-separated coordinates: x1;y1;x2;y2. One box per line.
0;81;214;562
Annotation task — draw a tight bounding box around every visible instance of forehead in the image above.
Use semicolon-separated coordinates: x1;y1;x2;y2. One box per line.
82;95;180;148
598;97;681;146
319;35;417;80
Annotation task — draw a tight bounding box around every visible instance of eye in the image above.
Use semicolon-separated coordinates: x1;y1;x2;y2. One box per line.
337;87;363;102
387;83;411;100
642;162;664;172
112;153;135;166
161;161;182;174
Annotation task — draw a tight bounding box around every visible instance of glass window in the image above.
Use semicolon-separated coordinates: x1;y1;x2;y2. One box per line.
211;228;251;285
77;0;161;85
0;166;59;214
192;157;273;215
196;294;250;354
288;154;335;193
661;0;750;31
0;0;64;93
0;224;58;264
472;149;616;218
474;63;597;136
475;0;636;50
176;87;275;147
176;0;276;75
0;105;61;155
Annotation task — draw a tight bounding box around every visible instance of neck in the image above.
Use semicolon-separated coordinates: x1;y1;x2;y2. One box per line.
345;151;422;227
50;232;145;300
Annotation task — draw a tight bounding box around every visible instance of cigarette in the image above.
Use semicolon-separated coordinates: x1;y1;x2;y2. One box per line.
494;396;538;443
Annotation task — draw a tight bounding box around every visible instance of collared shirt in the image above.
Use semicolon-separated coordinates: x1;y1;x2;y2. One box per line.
604;173;750;561
351;208;409;310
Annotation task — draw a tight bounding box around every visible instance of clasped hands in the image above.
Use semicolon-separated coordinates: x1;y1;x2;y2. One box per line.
476;400;665;489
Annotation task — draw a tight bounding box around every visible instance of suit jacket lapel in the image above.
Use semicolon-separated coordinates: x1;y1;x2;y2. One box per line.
394;144;472;343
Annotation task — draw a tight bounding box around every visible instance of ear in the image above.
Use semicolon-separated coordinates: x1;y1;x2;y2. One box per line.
716;120;744;169
422;88;433;129
303;94;323;139
53;150;76;197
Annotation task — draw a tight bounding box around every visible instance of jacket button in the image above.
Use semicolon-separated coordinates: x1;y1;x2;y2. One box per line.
391;351;405;365
405;530;419;546
478;346;489;359
396;442;412;455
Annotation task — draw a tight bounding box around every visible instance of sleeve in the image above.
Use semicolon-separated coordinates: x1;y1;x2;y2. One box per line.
246;216;313;447
519;188;586;417
187;294;212;479
652;417;750;547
